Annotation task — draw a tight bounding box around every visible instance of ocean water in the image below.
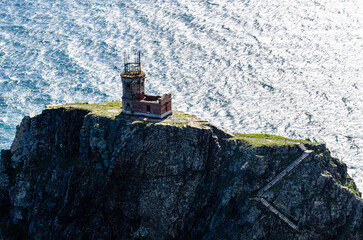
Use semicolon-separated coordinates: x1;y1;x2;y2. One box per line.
0;0;362;189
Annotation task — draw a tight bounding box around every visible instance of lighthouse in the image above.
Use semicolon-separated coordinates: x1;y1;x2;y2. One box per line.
121;51;172;118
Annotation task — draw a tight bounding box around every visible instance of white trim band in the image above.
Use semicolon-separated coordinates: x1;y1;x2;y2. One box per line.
122;110;173;119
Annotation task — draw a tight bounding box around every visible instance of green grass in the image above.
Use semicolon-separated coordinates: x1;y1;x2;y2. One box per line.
46;101;207;128
155;110;209;128
47;102;321;146
230;133;319;147
342;179;361;197
47;101;123;119
329;159;338;168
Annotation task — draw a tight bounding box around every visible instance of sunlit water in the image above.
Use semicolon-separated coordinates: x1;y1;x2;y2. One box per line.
1;0;362;190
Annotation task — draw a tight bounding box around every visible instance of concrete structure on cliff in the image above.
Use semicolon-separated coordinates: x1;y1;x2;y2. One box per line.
121;51;172;118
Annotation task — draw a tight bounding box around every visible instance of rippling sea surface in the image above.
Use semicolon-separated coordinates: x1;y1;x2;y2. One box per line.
0;0;362;189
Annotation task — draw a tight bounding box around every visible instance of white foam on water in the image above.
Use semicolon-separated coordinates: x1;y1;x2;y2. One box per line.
0;0;362;189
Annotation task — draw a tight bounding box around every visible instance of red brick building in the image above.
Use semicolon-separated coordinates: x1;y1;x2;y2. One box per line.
121;52;172;118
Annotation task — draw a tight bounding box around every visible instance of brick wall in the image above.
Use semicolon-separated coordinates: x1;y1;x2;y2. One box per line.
132;101;162;115
160;99;172;115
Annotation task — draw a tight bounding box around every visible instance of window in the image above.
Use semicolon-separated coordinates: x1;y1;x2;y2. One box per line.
147;105;151;113
165;104;168;111
127;83;130;88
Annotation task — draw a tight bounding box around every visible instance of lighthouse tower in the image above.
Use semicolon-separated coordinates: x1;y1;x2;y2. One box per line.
121;51;172;118
121;51;145;114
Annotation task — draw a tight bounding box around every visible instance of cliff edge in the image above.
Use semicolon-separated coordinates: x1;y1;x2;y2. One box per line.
0;101;362;240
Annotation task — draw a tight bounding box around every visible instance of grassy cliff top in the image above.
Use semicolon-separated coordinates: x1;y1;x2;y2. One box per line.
47;101;124;118
46;101;209;129
231;133;319;147
46;101;320;147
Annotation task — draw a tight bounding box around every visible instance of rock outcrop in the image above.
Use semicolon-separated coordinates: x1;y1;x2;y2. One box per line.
0;101;362;240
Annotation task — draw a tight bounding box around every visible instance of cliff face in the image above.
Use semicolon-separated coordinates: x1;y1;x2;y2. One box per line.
0;101;362;240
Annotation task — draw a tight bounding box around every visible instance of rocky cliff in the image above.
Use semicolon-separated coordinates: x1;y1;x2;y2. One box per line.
0;101;362;240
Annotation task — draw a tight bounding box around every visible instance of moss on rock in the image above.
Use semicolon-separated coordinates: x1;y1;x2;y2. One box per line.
231;133;320;147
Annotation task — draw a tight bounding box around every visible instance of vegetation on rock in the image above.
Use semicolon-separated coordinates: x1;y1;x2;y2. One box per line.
0;101;361;239
231;133;319;147
47;101;318;146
